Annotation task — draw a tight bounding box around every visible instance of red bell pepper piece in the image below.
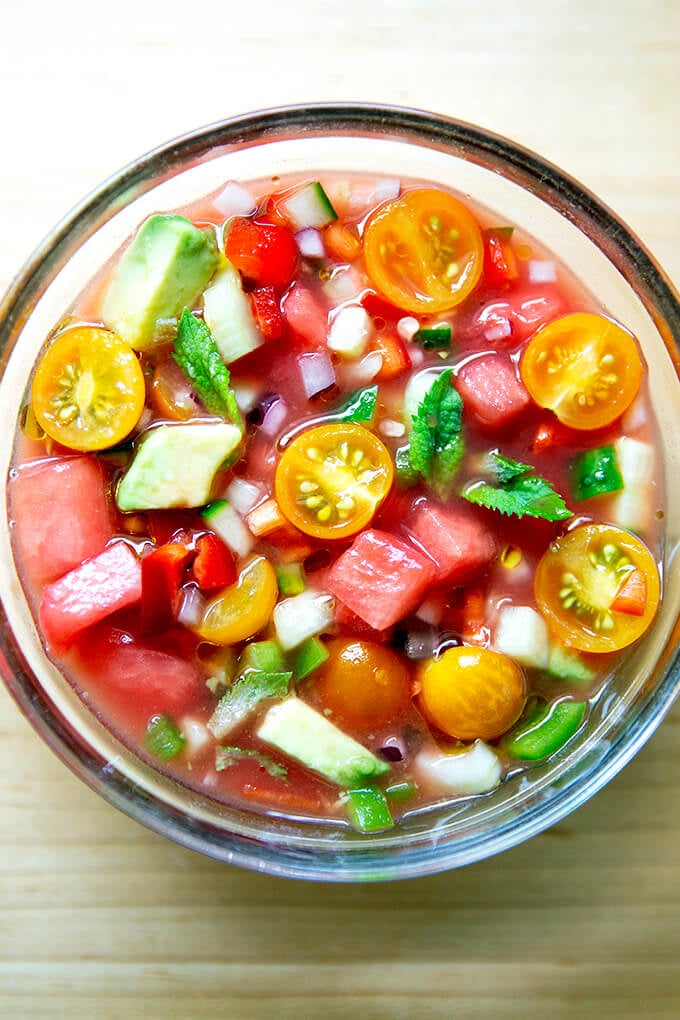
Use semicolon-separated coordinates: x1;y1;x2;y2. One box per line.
225;217;298;289
191;533;237;591
250;285;283;340
369;333;412;380
141;542;194;634
611;570;647;616
483;228;518;287
360;290;404;321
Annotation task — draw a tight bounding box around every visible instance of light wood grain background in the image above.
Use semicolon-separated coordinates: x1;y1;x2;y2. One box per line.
1;2;679;1017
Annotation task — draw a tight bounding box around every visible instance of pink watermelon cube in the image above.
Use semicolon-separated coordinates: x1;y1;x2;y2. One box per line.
326;529;435;630
282;282;328;348
10;456;112;585
40;541;142;649
456;354;530;428
407;502;497;583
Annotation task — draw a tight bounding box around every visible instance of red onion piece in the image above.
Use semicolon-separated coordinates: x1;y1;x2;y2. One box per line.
295;227;325;258
260;397;289;437
177;586;206;629
213;181;257;218
299;351;336;398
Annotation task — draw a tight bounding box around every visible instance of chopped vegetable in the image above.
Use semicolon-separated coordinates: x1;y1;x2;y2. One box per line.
146;713;186;760
413;324;452;350
200;499;254;558
569;444;624;501
191;533;237;591
291;635;330;680
494;605;550;670
502;699;586;760
141;541;193;633
225;217;298;288
345;786;394;833
278;182;338;230
275;561;306;597
196;555;278;645
239;640;287;675
332;384;379;424
414;741;502;796
273;590;335;651
462;451;571;521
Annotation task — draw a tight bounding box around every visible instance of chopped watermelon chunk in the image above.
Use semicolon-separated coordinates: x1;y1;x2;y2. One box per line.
326;529;435;630
10;456;111;585
461;285;567;347
39;541;142;649
282;283;328;348
456;354;530;428
407;502;497;583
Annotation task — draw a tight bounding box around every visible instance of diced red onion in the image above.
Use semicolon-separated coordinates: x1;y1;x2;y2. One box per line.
260;397;290;437
213;181;257;218
484;317;512;343
528;260;557;284
379;737;405;762
405;628;439;660
177;586;206;629
299;351;336;398
295;227;325;258
378;418;406;439
224;477;264;515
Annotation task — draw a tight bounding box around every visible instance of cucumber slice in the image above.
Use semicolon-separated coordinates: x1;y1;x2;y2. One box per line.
273;590;335;651
200;499;254;558
203;262;263;364
257;698;390;787
280;182;338;230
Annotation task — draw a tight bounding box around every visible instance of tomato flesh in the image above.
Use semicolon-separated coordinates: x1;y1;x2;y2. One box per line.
364;189;484;313
520;313;644;430
225;218;298;288
313;638;412;730
275;423;394;540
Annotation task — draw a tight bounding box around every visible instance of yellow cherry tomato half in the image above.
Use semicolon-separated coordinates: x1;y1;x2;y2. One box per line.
417;646;526;742
520;313;644;430
195;555;278;645
31;325;145;451
313;637;412;731
534;523;660;653
363;188;484;314
275;423;394;539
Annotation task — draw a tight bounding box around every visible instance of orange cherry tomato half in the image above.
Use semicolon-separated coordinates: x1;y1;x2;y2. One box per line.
520;313;644;430
194;555;278;645
275;423;394;540
312;637;412;730
534;523;660;653
363;189;484;314
31;325;145;450
417;646;526;742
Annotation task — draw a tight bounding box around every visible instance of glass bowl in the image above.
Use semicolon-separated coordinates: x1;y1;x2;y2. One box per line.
0;103;678;882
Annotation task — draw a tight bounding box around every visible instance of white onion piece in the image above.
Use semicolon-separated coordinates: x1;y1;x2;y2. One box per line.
224;478;264;516
213;181;257;218
296;227;325;258
397;316;420;341
484;317;512;342
328;305;373;359
232;380;262;414
415;596;444;626
528;260;557;284
378;418;406;439
415;742;502;796
337;351;383;389
179;716;212;758
260;397;290;437
494;605;549;669
177;586;206;629
323;267;364;302
373;177;401;203
274;591;335;651
299;351;336;398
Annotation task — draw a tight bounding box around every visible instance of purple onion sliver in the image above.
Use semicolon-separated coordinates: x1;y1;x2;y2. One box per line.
295;227;325;258
261;397;289;437
299;351;336;398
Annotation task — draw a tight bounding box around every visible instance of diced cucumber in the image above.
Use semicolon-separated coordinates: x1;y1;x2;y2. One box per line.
547;644;596;684
275;562;306;597
494;605;550;669
239;640;287;675
345;786;394;833
257;699;390;787
116;423;242;512
200;498;254;558
273;590;335;651
414;325;452;350
292;636;329;680
280;182;338;231
328;305;372;359
208;670;291;740
203;262;263;364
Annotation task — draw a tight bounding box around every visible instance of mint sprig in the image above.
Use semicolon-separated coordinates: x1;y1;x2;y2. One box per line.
409;369;464;499
462;451;572;522
173;309;243;428
215;745;289;781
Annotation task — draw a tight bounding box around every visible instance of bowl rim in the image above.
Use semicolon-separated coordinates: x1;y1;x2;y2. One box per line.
1;101;679;882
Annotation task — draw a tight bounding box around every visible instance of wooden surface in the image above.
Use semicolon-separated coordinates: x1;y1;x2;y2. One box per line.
1;2;679;1016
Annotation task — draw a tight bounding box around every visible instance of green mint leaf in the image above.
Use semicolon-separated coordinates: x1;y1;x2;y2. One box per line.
173;309;243;428
215;745;289;781
463;451;572;522
409;369;464;499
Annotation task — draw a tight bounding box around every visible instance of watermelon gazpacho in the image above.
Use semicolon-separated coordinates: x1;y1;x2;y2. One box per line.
7;171;664;834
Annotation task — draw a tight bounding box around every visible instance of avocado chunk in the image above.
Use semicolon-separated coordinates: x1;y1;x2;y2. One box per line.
102;215;219;351
257;698;390;787
116;423;241;511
